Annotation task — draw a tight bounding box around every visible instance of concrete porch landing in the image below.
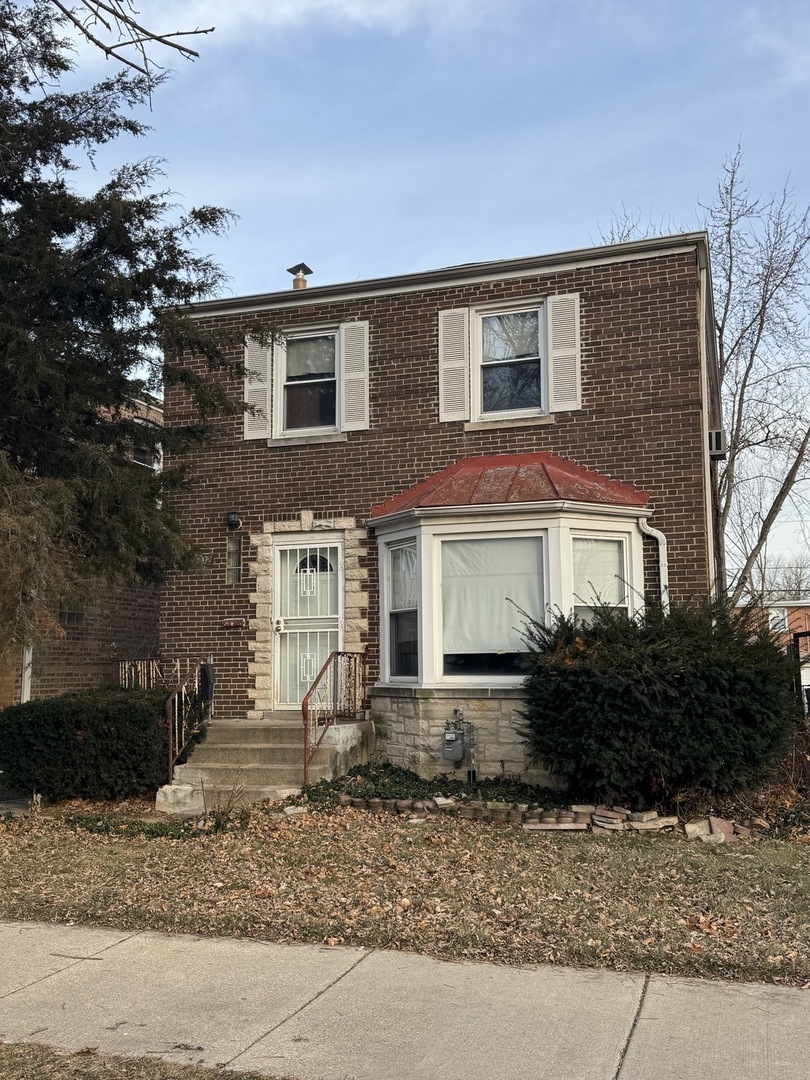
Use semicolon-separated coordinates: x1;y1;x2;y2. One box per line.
156;715;374;815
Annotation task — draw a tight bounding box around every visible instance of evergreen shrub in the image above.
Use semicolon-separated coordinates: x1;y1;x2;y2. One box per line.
519;600;800;805
0;689;167;801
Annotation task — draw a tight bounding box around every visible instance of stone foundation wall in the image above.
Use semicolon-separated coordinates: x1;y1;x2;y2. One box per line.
371;686;557;787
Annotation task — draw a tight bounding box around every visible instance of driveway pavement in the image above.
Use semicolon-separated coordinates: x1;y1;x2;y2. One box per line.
0;920;807;1079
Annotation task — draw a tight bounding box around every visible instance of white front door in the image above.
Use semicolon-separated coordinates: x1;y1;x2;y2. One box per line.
274;542;342;708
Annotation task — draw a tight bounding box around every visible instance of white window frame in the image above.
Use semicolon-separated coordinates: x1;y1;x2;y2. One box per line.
387;539;419;680
571;533;631;623
244;321;369;440
273;326;339;439
438;293;581;425
769;607;788;632
470;301;548;422
377;507;642;689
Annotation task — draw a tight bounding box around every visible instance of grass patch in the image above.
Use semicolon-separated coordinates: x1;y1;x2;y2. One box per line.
0;1042;283;1080
1;799;809;985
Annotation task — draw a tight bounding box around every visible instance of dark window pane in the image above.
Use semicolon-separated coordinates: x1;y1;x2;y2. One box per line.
391;610;418;677
285;381;336;429
482;360;542;412
443;652;528;676
132;445;154;467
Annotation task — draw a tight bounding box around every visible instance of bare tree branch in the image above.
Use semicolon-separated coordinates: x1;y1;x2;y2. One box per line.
48;1;214;79
606;148;810;602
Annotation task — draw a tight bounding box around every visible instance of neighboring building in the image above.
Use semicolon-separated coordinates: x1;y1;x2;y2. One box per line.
0;395;163;709
161;233;723;784
765;600;810;710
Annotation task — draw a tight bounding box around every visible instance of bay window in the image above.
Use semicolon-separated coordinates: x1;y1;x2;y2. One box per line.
377;513;643;688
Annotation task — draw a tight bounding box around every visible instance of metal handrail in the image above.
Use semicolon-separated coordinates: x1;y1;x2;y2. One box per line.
302;651;366;785
164;657;210;784
118;657;181;691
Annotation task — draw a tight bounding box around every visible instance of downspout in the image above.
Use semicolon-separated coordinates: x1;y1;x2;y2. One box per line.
639;518;669;612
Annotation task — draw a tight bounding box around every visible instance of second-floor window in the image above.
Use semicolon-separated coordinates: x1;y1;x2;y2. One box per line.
284;333;337;431
480;308;543;415
438;293;581;424
244;321;369;441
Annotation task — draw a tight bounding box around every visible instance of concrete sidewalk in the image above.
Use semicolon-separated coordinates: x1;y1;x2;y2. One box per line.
0;921;807;1079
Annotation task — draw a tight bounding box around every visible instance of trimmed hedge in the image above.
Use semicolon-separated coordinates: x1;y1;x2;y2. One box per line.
0;688;167;801
520;601;800;805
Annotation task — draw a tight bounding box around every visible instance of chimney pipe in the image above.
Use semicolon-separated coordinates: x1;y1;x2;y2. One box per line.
286;262;313;290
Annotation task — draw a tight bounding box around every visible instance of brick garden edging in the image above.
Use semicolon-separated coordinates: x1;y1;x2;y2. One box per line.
333;794;771;842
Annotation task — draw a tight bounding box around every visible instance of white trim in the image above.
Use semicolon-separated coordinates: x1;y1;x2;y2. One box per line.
370;498;647;529
698;264;718;596
21;646;32;703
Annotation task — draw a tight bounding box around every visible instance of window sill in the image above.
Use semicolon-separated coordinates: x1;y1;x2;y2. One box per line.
372;683;525;699
463;415;557;432
267;432;349;448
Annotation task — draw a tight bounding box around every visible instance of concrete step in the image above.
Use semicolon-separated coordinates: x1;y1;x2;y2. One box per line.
174;761;333;790
201;721;303;747
190;743;304;766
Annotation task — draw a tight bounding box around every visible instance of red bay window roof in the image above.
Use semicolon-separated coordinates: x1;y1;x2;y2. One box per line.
370;453;650;519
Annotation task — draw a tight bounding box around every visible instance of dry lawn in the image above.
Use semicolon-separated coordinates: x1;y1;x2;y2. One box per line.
1;803;809;985
0;1041;279;1080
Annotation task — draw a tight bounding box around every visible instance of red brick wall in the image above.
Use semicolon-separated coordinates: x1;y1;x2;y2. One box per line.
0;654;19;708
162;249;714;716
29;583;159;701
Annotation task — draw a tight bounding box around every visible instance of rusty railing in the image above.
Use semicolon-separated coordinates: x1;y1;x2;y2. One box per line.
164;658;211;784
118;657;181;691
302;651;366;785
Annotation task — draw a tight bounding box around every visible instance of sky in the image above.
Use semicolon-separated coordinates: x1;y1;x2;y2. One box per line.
68;0;810;555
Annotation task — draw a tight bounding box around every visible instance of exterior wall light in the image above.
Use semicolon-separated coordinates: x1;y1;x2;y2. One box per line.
226;510;243;531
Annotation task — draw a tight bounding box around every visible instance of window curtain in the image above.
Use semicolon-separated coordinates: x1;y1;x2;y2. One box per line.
572;538;626;606
390;544;417;610
442;537;543;654
286;336;335;379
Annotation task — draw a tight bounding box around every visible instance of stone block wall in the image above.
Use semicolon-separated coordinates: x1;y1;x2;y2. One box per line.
371;686;557;787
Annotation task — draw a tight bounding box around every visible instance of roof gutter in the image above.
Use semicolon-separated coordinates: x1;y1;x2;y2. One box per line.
182;232;712;318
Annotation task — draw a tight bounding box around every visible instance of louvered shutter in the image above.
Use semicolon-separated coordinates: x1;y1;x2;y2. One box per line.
548;293;581;412
243;337;271;439
438;308;470;422
340;320;370;431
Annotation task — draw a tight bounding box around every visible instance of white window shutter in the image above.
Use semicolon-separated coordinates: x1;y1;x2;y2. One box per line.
340;320;370;431
548;293;581;412
438;308;470;422
244;337;271;439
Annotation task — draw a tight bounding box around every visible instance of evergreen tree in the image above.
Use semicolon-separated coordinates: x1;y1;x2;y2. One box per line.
0;0;234;655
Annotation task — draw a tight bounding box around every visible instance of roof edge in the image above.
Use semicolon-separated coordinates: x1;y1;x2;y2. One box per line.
181;232;710;317
369;500;653;529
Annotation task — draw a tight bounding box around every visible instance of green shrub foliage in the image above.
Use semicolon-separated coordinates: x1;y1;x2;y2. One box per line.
520;601;800;805
0;689;167;801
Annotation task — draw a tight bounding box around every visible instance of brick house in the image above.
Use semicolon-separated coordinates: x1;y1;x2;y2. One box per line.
0;396;162;709
161;233;723;792
765;601;810;711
